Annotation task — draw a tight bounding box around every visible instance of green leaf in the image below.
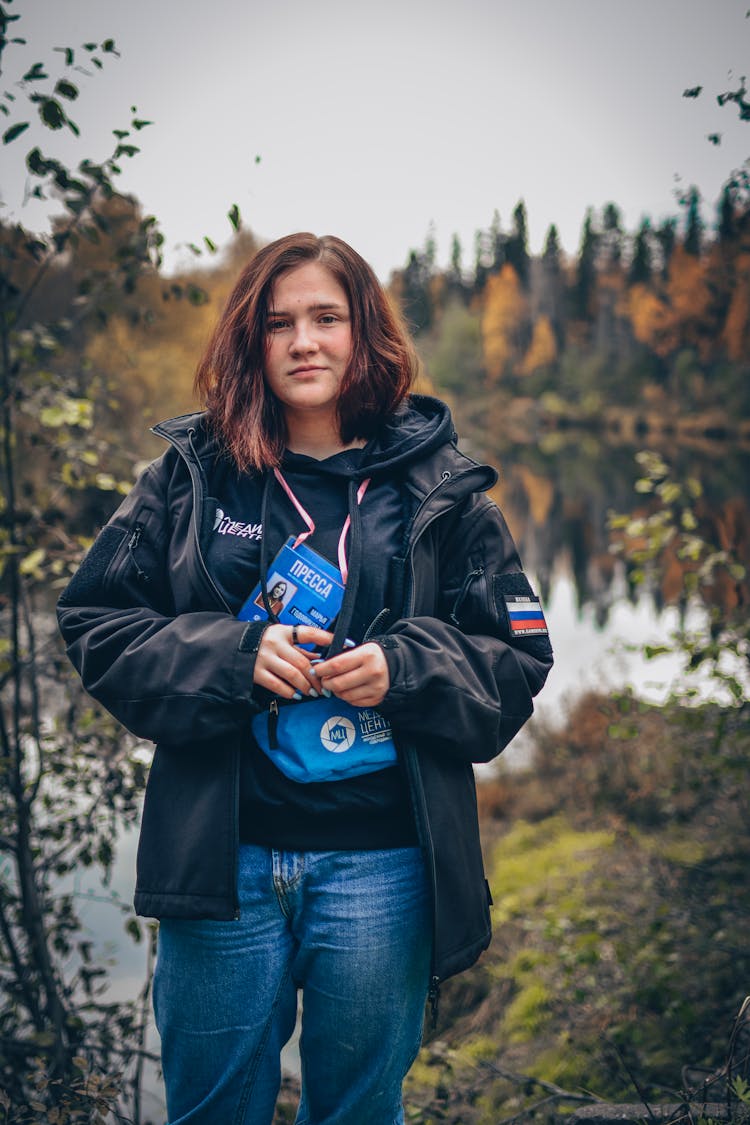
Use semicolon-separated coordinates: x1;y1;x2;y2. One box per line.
40;98;66;130
26;146;53;174
188;284;209;306
102;38;118;53
55;79;79;101
131;117;153;130
23;61;48;82
228;203;241;231
124;917;143;943
204;236;217;253
19;549;46;578
53;46;75;65
2;121;29;144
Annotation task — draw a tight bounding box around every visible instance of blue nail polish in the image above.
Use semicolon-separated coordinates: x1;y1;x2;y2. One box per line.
292;691;303;702
321;688;332;698
308;689;319;699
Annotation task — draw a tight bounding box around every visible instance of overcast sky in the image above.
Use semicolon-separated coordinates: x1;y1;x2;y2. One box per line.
2;0;748;280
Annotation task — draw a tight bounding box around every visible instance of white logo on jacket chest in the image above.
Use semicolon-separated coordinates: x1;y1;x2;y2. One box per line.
213;507;263;540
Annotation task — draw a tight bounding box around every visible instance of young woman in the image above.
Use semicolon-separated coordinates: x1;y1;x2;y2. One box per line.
58;233;553;1125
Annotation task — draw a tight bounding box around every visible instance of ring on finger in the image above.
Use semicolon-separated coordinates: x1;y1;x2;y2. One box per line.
291;625;299;646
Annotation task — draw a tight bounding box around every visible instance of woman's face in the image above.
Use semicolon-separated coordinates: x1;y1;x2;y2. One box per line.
263;261;353;427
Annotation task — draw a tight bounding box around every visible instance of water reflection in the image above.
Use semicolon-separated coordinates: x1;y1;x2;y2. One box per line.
471;427;750;627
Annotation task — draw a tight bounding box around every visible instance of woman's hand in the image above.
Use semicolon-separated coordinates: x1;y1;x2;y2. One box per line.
253;624;334;699
313;643;390;708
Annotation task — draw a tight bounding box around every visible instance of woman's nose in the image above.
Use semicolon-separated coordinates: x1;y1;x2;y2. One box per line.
290;320;318;353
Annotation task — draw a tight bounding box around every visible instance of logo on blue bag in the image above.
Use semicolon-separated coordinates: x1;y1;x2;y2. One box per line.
320;716;356;753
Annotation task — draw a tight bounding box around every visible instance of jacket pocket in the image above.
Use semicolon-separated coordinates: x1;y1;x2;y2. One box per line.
105;504;165;591
58;504;164;609
58;524;129;608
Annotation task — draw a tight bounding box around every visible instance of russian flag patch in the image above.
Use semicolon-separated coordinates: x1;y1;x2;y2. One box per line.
504;594;548;636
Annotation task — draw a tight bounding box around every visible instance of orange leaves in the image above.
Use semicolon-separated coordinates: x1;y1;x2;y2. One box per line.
481;264;528;381
722;256;750;361
620;246;729;361
520;314;557;376
622;283;672;355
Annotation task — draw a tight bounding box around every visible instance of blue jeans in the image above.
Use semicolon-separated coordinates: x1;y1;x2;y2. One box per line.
153;845;431;1124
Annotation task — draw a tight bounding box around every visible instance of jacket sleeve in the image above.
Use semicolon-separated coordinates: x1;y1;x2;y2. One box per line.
56;458;268;746
375;493;553;763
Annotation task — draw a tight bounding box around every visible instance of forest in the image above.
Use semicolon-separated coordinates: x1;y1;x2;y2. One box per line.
1;8;749;1124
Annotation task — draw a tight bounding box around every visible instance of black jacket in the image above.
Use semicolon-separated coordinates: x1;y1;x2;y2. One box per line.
57;395;553;1001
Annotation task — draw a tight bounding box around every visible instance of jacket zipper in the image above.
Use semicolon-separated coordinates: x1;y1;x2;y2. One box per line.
126;524;152;584
152;423;231;614
449;566;485;626
363;607;392;641
402;740;441;1026
403;472;452;619
268;699;279;749
399;470;455;1025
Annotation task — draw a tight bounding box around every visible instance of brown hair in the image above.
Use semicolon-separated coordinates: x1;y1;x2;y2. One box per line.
194;233;418;471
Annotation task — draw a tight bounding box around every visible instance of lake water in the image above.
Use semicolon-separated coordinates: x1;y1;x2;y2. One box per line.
67;429;750;1119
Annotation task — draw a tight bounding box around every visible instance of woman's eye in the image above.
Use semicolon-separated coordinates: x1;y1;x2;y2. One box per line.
319;314;337;325
267;319;289;333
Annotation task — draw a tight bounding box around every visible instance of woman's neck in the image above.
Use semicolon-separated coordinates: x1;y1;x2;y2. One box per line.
285;414;365;460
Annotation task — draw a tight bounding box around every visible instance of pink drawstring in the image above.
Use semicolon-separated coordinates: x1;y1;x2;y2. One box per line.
273;469;370;584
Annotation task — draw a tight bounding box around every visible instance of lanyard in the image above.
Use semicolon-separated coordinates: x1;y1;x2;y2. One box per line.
273;468;370;584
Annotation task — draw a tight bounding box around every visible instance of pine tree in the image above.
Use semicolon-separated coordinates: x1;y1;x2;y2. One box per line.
473;227;491;293
655;217;677;279
717;183;735;243
601;202;624;269
629;217;653;285
574;208;599;320
542;223;562;275
683;186;703;257
489;209;505;273
541;224;564;343
506;200;530;289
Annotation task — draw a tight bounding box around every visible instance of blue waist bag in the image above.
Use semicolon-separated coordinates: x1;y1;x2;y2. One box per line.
251;696;397;784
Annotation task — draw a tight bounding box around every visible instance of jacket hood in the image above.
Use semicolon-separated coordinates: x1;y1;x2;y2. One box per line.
153;396;455;483
280;394;455;481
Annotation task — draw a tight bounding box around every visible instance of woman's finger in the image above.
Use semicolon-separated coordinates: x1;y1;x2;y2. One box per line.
254;624;332;695
289;625;334;651
315;643;390;704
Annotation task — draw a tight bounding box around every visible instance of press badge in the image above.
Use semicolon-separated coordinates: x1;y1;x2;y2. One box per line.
237;536;345;638
503;594;549;637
